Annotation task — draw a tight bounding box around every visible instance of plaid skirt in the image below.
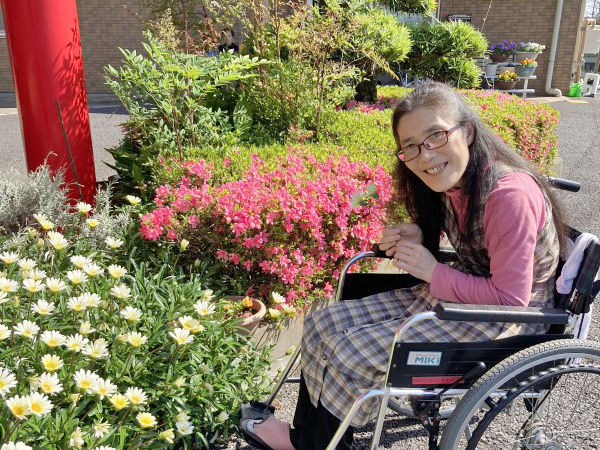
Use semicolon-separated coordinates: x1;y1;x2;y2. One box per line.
300;282;552;427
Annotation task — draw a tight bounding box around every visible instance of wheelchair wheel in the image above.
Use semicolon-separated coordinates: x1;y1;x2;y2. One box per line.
439;339;600;450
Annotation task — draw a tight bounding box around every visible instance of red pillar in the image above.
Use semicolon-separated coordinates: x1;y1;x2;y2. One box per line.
1;0;96;203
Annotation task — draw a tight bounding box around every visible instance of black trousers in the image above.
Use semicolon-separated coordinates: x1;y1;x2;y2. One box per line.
289;374;354;450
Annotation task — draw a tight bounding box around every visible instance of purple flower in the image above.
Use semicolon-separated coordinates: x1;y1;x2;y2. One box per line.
490;40;517;55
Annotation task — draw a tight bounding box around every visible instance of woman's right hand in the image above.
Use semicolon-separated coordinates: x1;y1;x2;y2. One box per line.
379;223;423;256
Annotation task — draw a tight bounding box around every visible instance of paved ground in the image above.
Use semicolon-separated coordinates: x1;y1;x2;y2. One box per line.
1;94;599;449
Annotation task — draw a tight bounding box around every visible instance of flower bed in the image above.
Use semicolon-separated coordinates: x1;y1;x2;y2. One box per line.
141;150;393;312
0;201;271;449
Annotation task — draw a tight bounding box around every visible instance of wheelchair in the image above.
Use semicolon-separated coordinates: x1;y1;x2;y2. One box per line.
243;177;600;450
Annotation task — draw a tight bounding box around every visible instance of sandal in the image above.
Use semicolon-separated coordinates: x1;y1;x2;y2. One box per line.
240;417;276;450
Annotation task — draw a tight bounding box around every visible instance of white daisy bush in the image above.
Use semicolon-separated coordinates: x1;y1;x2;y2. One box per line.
0;208;272;449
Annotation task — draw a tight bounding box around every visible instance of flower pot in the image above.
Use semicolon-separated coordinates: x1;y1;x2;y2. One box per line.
484;63;498;77
503;66;516;73
515;51;539;61
490;53;510;63
516;66;536;77
225;296;266;333
494;79;517;90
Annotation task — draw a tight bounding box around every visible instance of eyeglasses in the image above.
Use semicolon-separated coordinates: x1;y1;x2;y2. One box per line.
396;124;463;162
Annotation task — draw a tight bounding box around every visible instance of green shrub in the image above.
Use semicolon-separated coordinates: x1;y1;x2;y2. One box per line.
104;33;265;198
461;90;560;173
403;20;487;88
378;0;437;15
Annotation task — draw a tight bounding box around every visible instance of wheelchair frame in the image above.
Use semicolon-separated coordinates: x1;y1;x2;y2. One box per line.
245;178;600;450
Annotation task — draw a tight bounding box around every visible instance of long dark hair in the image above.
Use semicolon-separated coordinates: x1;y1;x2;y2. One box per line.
391;81;568;257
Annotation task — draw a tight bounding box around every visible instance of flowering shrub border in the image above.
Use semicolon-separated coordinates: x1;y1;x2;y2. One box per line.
141;150;392;313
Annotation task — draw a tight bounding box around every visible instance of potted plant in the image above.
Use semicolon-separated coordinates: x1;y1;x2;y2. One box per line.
515;42;545;61
504;63;517;73
223;295;267;333
484;63;498;77
516;58;538;77
489;40;517;63
495;69;518;90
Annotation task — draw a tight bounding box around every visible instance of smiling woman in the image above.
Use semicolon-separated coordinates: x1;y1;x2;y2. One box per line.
240;81;570;450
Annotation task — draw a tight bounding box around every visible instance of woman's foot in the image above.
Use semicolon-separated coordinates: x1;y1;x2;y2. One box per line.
245;415;295;450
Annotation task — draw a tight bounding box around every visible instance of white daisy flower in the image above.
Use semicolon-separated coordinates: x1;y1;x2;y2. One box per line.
179;239;189;251
271;292;286;304
0;368;17;397
47;231;68;250
159;429;175;444
194;299;216;316
81;339;109;359
176;411;190;422
27;392;53;416
45;277;68;293
111;284;131;300
136;412;157;428
200;289;215;301
105;237;124;249
0;292;9;305
1;442;33;450
268;308;282;319
75;202;92;214
0;277;19;293
86;218;100;228
67;296;88;312
178;316;204;333
28;268;46;281
125;387;148;406
93;420;110;438
126;332;147;348
66;270;88;285
17;258;36;271
93;378;117;399
125;195;141;205
109;393;129;410
69;427;84;447
73;369;99;393
6;395;30;419
13;320;40;339
22;278;44;293
70;255;91;269
120;306;142;321
79;292;101;308
79;321;95;335
41;354;63;372
31;299;56;316
0;324;10;340
176;420;194;436
64;334;89;352
0;252;19;264
169;328;194;345
40;330;66;348
82;263;103;277
38;372;63;396
107;264;127;279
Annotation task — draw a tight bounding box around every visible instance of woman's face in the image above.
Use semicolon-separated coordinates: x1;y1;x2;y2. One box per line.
396;106;474;192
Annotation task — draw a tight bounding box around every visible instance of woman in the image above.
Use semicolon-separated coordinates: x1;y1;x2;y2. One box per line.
241;81;567;450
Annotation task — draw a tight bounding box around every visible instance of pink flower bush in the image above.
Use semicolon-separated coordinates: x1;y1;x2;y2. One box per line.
141;150;393;309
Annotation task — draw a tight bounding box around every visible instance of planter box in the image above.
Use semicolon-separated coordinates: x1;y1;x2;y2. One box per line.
495;80;517;90
515;51;539;61
516;66;536;77
490;53;511;63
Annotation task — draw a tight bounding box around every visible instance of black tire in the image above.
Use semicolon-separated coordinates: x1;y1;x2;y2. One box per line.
439;339;600;450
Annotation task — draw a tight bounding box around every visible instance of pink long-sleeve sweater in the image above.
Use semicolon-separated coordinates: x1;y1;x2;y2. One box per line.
429;172;547;307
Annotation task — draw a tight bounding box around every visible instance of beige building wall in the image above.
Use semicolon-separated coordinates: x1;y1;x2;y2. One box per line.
0;1;147;95
440;0;586;94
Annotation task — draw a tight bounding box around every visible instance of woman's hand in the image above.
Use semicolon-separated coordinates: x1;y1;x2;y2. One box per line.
379;223;423;256
392;240;438;283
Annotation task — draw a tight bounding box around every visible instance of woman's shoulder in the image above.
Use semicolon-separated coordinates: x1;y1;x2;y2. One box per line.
486;171;546;226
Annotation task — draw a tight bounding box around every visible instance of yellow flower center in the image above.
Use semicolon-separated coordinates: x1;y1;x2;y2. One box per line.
41;382;52;392
31;403;42;413
13;405;24;415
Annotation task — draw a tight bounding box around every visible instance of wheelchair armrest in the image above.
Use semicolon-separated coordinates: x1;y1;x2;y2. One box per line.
434;302;570;325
